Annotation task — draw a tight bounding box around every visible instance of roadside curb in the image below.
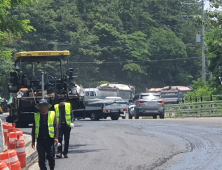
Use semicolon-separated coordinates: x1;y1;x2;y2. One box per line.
23;134;38;169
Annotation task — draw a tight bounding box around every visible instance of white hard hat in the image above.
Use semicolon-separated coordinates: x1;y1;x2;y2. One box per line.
15;66;20;70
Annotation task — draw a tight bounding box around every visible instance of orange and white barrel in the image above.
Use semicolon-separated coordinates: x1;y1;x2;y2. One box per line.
0;161;9;170
15;141;26;168
0;150;21;170
8;132;17;149
16;131;24;141
3;123;13;145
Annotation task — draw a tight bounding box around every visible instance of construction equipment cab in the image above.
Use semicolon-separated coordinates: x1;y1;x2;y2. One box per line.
7;51;84;127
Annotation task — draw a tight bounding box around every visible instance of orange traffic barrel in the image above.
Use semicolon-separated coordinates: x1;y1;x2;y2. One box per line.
0;161;9;170
3;123;13;145
15;141;26;168
8;132;17;149
16;131;24;141
0;150;21;170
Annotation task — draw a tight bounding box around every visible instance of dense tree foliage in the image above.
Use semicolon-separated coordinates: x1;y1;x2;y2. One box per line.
1;0;203;96
0;0;35;96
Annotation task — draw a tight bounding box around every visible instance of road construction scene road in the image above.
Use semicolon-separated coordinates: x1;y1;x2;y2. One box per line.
1;113;222;170
1;0;222;170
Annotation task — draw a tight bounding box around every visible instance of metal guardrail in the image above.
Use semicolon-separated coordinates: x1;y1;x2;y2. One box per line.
183;95;222;103
165;100;222;117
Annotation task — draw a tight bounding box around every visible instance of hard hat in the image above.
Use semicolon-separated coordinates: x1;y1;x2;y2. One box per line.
35;99;52;109
15;66;20;70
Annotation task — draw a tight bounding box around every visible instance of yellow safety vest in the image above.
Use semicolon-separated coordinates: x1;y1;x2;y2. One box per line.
34;111;55;139
54;103;72;125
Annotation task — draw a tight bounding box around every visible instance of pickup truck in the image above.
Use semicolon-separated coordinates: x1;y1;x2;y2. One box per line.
105;97;128;119
73;97;128;121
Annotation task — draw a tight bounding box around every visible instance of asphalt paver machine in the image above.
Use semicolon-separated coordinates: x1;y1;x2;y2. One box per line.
7;51;84;127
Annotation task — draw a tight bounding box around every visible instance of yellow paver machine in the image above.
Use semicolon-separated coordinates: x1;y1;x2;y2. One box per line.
7;51;84;127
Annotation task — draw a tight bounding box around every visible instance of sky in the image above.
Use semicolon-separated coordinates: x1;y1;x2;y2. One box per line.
205;1;210;10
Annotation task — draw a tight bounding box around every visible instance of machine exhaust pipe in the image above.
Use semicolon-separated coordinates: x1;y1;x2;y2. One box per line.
42;72;44;99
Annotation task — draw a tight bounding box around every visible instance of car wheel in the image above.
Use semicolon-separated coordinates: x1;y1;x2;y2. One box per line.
153;115;157;119
91;113;99;121
111;115;119;120
129;114;132;119
135;111;139;119
160;112;165;119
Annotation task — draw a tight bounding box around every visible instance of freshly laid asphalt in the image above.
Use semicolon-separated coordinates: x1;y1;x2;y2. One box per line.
1;113;222;170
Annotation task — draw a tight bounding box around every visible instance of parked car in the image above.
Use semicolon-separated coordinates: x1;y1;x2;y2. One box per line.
128;93;164;119
105;97;128;119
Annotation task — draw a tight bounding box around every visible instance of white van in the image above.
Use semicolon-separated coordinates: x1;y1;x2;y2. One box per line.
84;88;98;97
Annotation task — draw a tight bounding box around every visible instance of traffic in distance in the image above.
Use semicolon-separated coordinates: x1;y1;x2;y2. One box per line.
3;50;192;127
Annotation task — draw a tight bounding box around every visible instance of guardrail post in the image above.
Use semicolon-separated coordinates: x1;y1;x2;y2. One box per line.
211;104;214;114
210;95;213;101
187;105;190;116
190;96;192;103
0;119;4;153
195;97;197;103
201;96;203;102
197;105;201;116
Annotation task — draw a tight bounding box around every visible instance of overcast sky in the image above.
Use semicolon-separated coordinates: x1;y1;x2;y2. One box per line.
205;0;210;10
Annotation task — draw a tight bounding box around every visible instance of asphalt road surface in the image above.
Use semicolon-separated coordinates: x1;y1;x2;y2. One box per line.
1;113;222;170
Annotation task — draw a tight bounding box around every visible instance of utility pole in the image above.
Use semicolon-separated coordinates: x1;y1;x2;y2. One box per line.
202;0;206;81
181;0;206;81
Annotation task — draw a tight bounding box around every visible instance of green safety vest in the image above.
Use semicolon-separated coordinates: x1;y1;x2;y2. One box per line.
54;103;72;125
34;111;55;139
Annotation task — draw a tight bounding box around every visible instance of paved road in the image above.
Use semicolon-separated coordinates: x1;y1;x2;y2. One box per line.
2;113;222;170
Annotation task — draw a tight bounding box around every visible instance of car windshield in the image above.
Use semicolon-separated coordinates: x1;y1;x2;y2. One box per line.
98;90;118;97
140;95;160;100
85;91;96;96
118;90;131;99
161;92;178;98
106;98;122;101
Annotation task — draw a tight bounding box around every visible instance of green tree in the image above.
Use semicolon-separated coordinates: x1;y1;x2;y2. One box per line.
0;0;35;97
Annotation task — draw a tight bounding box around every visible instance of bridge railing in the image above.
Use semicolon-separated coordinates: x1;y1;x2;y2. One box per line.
165;100;222;117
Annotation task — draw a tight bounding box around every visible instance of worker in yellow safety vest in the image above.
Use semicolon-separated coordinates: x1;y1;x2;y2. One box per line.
55;99;74;158
31;99;58;170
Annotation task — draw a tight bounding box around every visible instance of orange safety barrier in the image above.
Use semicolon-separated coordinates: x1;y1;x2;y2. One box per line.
8;131;26;168
16;131;24;141
0;161;10;170
2;123;13;145
0;150;21;170
15;141;26;168
8;132;17;149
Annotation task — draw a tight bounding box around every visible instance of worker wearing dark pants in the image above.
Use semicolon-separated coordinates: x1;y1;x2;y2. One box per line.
58;122;71;156
54;100;73;158
31;99;59;170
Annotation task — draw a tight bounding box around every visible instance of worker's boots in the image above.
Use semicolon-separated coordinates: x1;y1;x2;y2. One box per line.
63;153;68;158
56;153;62;158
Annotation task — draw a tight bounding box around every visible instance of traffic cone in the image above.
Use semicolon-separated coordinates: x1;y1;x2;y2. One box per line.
0;150;21;170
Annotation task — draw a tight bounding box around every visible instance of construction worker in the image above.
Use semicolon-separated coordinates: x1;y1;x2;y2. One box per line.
54;99;74;158
31;99;58;170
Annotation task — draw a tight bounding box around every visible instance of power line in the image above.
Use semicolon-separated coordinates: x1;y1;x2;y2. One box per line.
12;40;201;48
70;57;200;64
